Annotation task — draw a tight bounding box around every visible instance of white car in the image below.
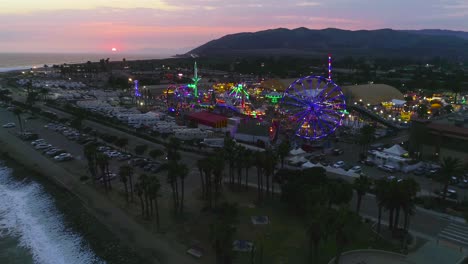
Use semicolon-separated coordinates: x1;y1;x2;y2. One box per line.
2;122;15;128
54;153;73;161
349;166;362;174
31;139;45;146
332;161;345;168
35;143;52;150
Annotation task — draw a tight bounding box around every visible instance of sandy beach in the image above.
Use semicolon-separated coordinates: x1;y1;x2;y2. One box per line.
0;118;197;264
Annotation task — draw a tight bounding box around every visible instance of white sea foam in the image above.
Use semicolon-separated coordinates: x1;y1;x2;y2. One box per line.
0;165;105;264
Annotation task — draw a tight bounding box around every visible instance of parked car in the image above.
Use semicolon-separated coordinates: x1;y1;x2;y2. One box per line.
320;160;330;167
332;161;345;168
31;139;45;146
349;166;362;174
54;153;73;161
46;148;65;156
35;143;52;150
332;148;344;155
2;122;15;128
378;165;396;173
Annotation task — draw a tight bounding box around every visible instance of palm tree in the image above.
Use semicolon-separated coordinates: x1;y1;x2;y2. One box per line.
255;152;265;203
333;208;362;264
353;175;371;213
134;182;145;216
374;178;388;233
167;161;180;212
178;163;189;214
96;153;110;191
306;205;329;263
400;178;420;232
197;158;206;199
243;149;253;190
12;107;24;133
119;168;129;201
358;124;375;155
277;140;290;168
234;145;245;189
439;157;462;201
211;155;225;208
223;136;236;185
84;143;98;182
148;175;161;229
119;165;130;202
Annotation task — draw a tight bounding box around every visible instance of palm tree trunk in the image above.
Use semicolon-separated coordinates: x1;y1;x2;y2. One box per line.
442;181;449;201
389;208;394;230
356;194;362;213
145;193;150;218
377;205;382;233
129;175;134;202
394;207;400;230
155;197;160;230
403;211;409;231
124;182;129;202
199;168;205;199
180;178;185;213
149;197;154;216
266;174;270;197
139;195;145;216
245;167;249;190
174;178;179;210
257;167;261;202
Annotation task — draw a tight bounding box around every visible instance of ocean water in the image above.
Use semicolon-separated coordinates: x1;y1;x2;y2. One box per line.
0;161;104;264
0;53;166;72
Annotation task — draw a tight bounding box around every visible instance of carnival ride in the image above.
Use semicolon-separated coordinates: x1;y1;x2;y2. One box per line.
279;76;346;140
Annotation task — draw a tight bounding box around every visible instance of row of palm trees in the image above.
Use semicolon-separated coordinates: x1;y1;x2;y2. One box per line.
222;137;281;203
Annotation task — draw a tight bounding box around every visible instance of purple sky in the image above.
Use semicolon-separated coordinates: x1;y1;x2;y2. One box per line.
1;0;467;54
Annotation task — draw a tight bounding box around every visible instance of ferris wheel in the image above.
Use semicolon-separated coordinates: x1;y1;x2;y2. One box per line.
279;76;346;140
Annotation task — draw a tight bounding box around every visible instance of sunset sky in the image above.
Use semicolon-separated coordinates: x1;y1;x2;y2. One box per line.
1;0;467;54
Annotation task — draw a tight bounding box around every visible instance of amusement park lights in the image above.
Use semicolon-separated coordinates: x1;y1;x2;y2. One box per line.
134;80;141;97
265;91;283;104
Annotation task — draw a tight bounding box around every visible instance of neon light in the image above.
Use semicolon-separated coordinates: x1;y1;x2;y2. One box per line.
134;80;141;97
190;61;201;98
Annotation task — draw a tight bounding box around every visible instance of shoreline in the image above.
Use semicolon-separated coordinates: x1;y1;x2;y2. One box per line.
0;128;197;264
0;155;145;264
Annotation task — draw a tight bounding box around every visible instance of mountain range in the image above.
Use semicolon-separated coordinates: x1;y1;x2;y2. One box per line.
186;28;468;60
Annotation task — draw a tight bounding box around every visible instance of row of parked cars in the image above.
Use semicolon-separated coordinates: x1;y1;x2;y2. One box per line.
31;139;74;161
45;123;93;143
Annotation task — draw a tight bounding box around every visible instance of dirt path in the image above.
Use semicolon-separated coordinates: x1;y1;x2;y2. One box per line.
0;125;198;264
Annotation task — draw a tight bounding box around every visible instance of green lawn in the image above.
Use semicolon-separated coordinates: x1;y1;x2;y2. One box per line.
232;200;398;264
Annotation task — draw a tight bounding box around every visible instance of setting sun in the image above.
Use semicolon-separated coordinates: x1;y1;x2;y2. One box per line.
111;47;117;52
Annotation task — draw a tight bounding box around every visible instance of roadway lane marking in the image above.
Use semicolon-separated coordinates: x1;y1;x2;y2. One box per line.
448;223;468;232
445;225;468;235
438;234;468;247
439;231;468;243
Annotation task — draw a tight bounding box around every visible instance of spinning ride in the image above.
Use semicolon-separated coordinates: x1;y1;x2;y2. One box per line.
279;76;346;140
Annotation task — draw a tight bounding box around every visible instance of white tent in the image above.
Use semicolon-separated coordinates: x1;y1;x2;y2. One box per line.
301;161;316;169
383;144;407;157
289;148;306;156
289;156;308;164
